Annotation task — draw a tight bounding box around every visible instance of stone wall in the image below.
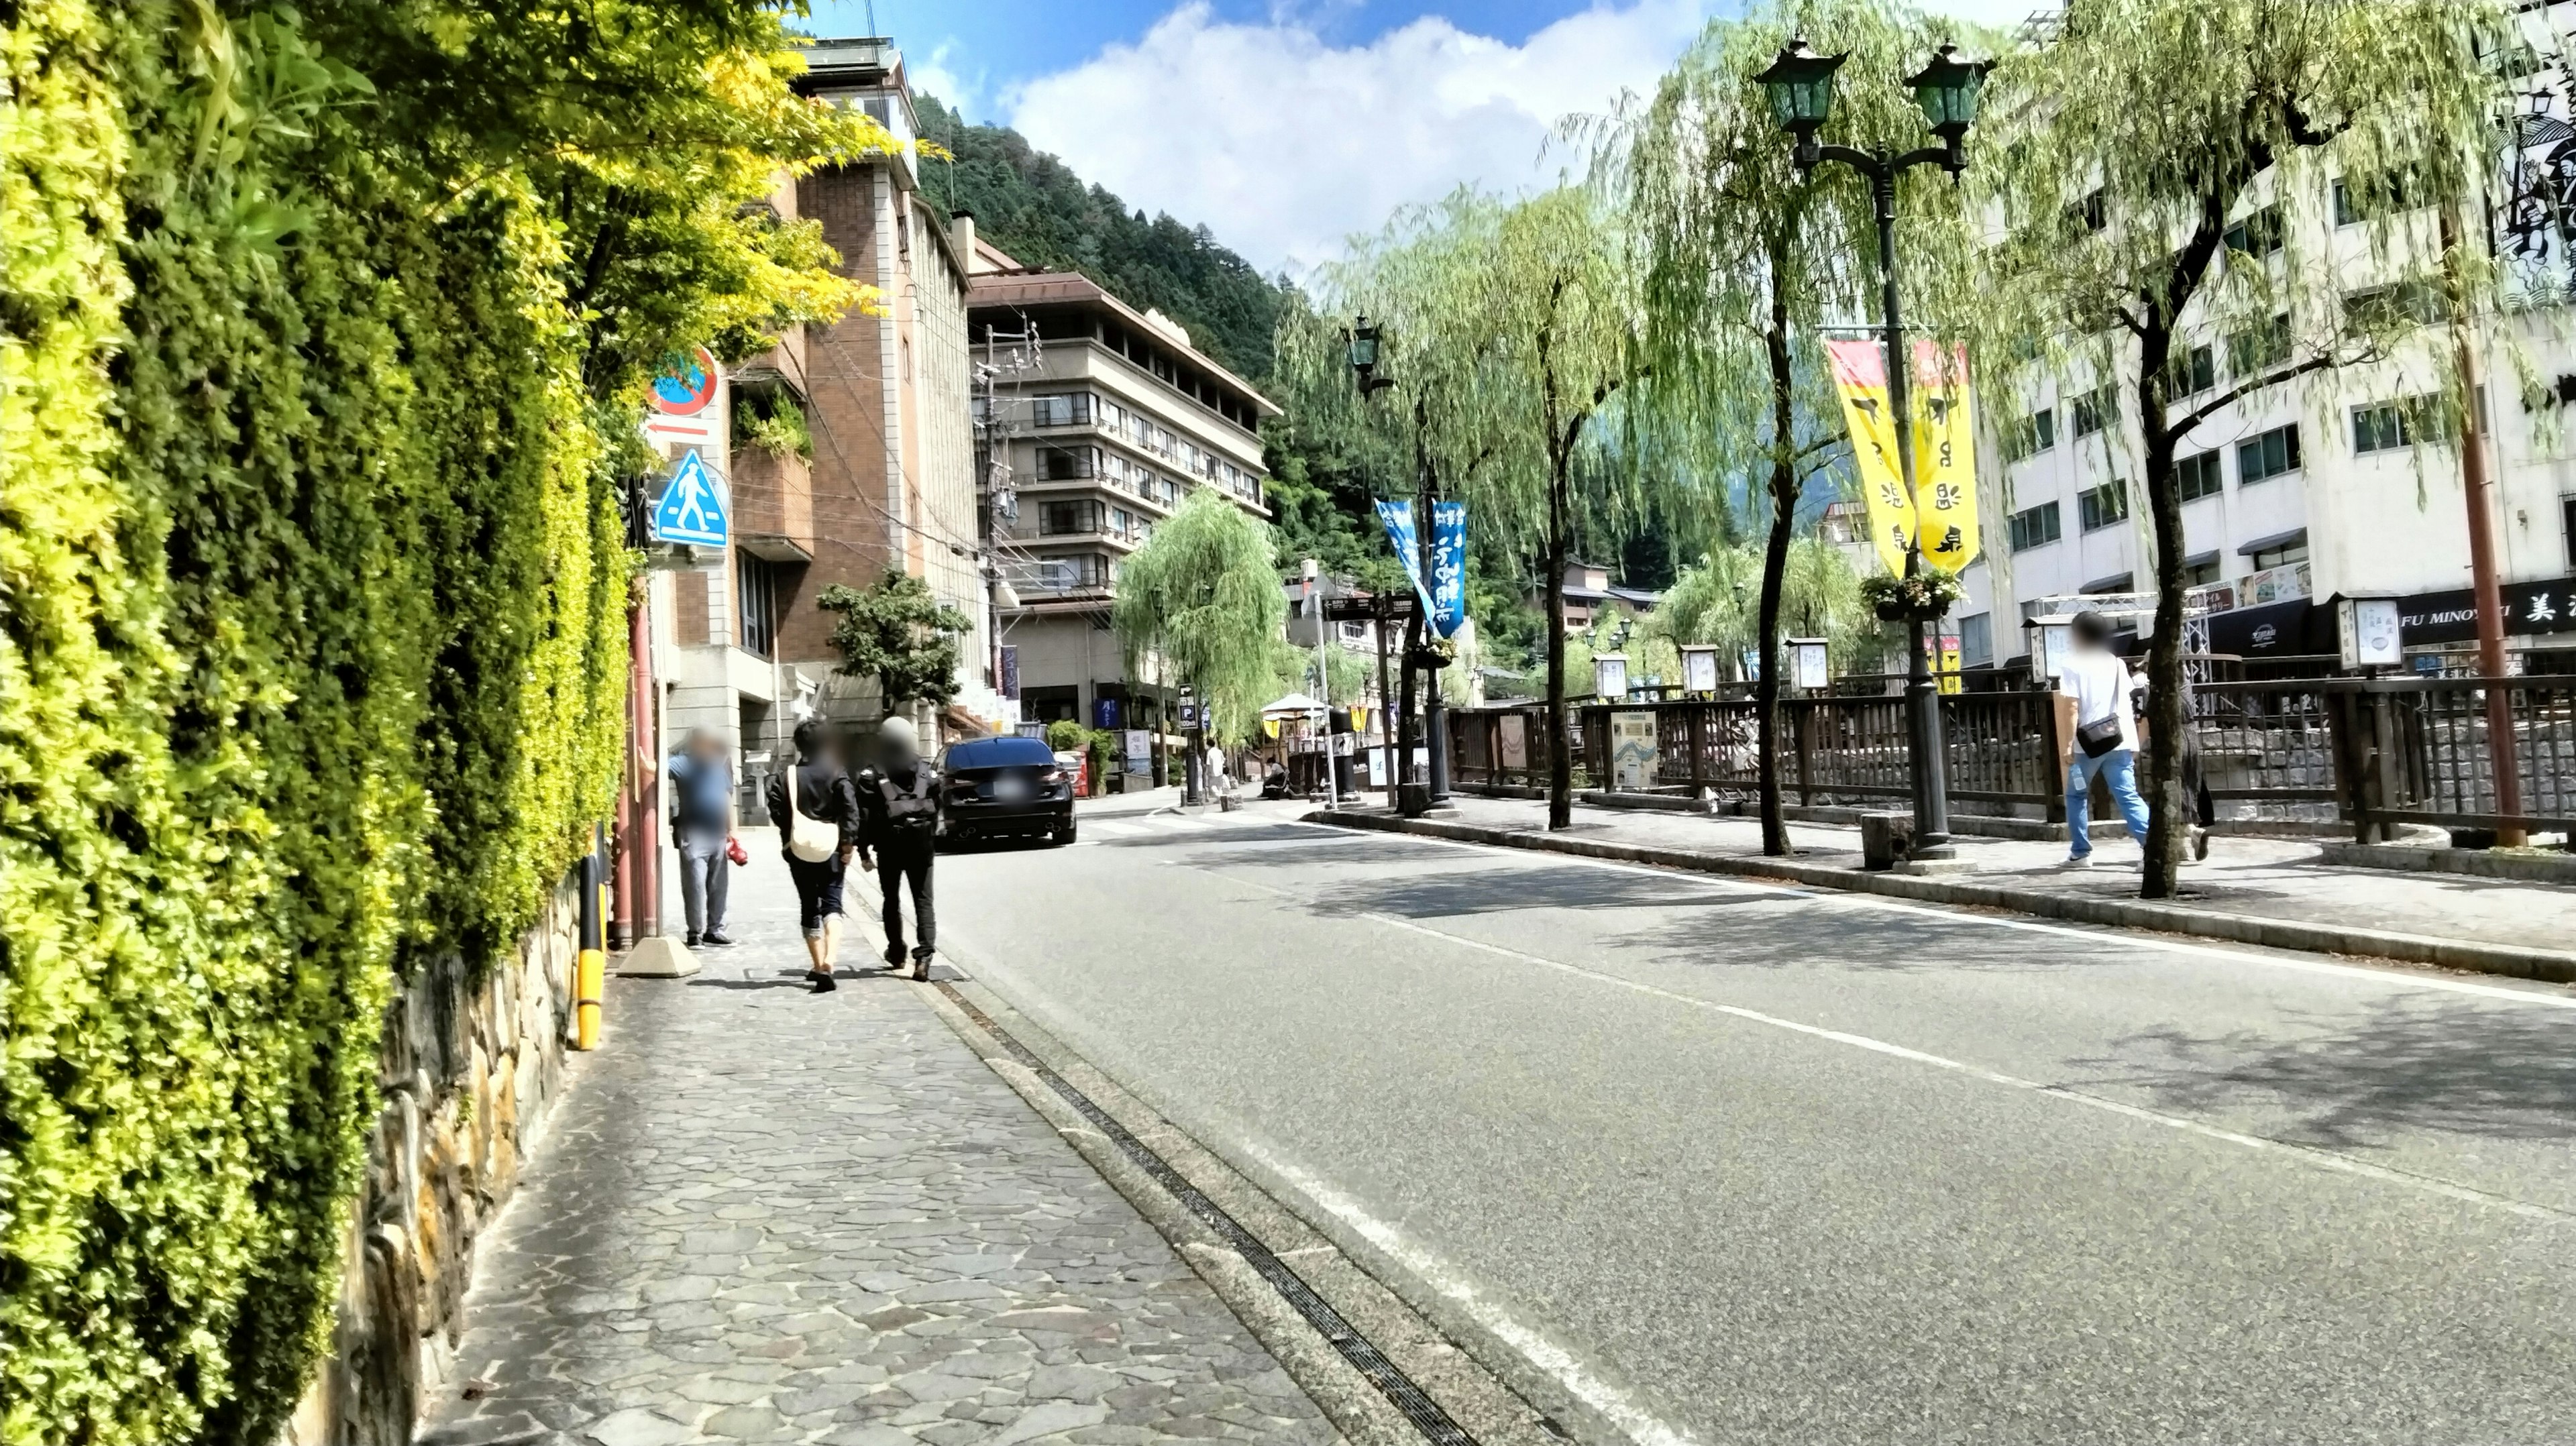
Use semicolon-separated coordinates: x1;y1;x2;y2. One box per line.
277;877;584;1446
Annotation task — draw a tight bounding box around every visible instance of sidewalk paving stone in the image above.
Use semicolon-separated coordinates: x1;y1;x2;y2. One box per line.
1407;792;2576;957
418;849;1340;1446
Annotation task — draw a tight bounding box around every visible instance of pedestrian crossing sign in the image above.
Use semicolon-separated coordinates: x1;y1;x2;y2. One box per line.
651;451;729;548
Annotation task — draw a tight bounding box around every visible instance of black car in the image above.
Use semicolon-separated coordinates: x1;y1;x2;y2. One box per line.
937;735;1076;846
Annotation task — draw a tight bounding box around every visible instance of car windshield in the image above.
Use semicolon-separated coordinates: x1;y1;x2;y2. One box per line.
944;736;1056;769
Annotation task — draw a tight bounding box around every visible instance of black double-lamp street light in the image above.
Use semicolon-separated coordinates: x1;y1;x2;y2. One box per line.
1348;317;1450;815
1756;38;1988;862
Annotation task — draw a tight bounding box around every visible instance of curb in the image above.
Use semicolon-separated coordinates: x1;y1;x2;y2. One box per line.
1312;810;2576;986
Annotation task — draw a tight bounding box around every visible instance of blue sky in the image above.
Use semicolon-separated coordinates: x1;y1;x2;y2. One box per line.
800;1;2034;278
804;1;1619;117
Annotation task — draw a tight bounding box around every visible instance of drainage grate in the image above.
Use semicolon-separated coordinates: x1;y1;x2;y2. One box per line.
937;984;1481;1446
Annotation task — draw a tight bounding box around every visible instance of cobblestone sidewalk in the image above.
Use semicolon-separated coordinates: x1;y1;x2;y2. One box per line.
417;849;1339;1446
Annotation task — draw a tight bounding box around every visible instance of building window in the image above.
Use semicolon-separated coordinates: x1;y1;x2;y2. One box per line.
737;555;778;660
2565;495;2576;569
2351;398;2433;455
1036;445;1099;481
1029;392;1095;428
1035;555;1107;592
2071;386;2115;439
1959;612;1993;668
2224;204;2284;258
2008;500;2063;552
2078;480;2129;533
2249;539;2308;571
2333;174;2412;227
2344;282;2443;331
2003;407;2055;462
2176;449;2224;502
1039;499;1102;536
2163;343;2214;400
2183;553;2223;586
2238;423;2302;481
2227;313;2292;376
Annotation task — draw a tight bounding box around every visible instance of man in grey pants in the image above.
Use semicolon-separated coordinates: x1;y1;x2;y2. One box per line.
666;728;737;946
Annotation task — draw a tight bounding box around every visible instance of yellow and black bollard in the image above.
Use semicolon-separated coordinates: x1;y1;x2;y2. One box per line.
576;831;606;1050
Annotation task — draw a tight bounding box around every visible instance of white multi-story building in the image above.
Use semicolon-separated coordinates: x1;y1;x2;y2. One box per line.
967;243;1279;739
1951;7;2576;674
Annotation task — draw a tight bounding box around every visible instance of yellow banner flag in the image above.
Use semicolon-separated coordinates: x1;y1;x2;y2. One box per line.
1825;339;1982;575
1911;344;1981;572
1827;339;1915;576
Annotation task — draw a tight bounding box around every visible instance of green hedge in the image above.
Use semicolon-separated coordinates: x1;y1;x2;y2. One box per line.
1;6;629;1443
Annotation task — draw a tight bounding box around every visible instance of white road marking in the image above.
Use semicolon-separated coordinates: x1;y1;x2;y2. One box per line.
1357;910;2567;1223
1252;819;2575;1009
1240;1141;1704;1446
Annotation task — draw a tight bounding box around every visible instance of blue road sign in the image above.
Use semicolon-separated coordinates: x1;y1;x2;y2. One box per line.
651;451;729;548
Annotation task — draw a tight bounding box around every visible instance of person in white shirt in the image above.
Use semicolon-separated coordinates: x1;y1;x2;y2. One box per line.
2052;611;2153;868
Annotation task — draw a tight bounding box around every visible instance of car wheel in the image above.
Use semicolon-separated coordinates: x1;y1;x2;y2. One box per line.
1051;820;1076;846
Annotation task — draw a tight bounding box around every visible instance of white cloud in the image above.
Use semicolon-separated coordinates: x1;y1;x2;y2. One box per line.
909;41;979;116
1005;1;1715;278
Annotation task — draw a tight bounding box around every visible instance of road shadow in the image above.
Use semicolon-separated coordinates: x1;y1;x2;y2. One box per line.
1597;905;2089;976
1306;867;1766;922
2079;997;2576;1148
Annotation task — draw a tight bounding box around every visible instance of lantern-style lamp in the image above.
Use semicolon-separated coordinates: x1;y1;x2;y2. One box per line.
1905;43;1990;140
1755;38;1846;144
1346;318;1380;374
1347;317;1393;396
1789;638;1831;692
1593;653;1629;702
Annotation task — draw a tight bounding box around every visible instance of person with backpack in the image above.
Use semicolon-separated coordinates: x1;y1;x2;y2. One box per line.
855;716;940;979
766;720;861;993
2053;610;2153;869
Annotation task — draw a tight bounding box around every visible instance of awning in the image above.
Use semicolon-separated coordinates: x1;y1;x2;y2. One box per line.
2237;526;2308;557
1260;693;1328;718
2182;549;2220;570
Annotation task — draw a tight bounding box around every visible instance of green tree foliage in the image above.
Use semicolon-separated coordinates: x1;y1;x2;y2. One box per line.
1950;0;2508;898
1645;539;1878;677
914;93;1281;380
818;572;977;712
1110;489;1289;745
1625;0;1959;852
1;5;886;1442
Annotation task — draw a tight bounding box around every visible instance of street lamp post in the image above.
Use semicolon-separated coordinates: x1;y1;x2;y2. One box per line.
1348;317;1450;812
1756;37;1988;862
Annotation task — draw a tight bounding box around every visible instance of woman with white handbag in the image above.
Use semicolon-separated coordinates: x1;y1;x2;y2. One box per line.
765;720;862;992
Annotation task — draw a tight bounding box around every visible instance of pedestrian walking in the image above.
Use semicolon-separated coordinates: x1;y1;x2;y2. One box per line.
666;728;737;947
2053;610;2153;869
855;716;940;979
765;720;861;993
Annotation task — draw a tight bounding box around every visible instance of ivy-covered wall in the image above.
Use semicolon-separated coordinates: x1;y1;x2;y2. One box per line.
2;6;628;1443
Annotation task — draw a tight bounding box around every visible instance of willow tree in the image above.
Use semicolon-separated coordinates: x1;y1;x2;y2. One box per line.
1280;193;1517;797
1626;0;1956;854
1112;487;1288;748
1478;189;1646;829
1649;536;1876;679
1958;0;2508;899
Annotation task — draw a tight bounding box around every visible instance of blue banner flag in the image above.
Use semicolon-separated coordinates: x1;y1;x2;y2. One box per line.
1374;498;1470;638
1429;500;1466;638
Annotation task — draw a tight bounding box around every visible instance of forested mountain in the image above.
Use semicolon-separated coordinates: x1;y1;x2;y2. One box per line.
913;95;1283;380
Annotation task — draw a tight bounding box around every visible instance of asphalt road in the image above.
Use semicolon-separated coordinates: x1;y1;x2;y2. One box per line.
930;801;2576;1446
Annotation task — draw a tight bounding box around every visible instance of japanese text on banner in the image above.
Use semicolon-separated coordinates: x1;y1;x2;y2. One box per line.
1823;339;1981;575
